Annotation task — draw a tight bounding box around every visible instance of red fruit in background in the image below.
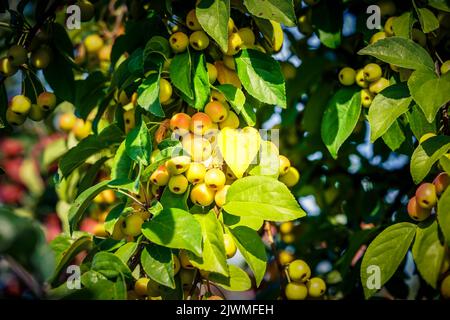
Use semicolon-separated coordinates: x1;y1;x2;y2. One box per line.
80;217;98;234
433;172;450;195
4;277;22;297
2;158;23;184
0;138;23;158
44;213;62;242
0;184;24;204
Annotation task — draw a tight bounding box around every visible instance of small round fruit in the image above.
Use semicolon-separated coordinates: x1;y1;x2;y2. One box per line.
30;46;52;69
355;69;368;88
441;60;450;75
369;77;390;94
166;155;191;175
412;28;426;47
225;166;237;180
190;183;215;206
159;78;172;104
73;119;92;140
433;172;450;195
285;282;308;300
186;9;202;31
190;31;210;51
0;57;18;77
441;274;450;299
204;101;228;123
378;0;396;16
150;165;170;186
7;45;28;66
207;63;217;84
361;89;374;108
134;278;149;296
370;31;387;44
102;189;116;204
219;111;239;129
37;92;57;111
279;155;291;176
77;0;95;22
279;167;300;187
281;62;296;80
228;18;237;34
168;174;189;194
170;112;191;135
59;113;76;132
190;112;213;135
338;67;356;86
419;132;436;144
223;55;235;70
280;221;294;234
10;95;31;115
307;277;326;298
84;34;104;53
204;168;226;190
179;250;194;269
407;196;431;222
186;162;206;184
28;104;46;121
111;219;125;240
169;32;189;53
384;17;396;36
288;259;311;282
214;185;230;207
278;250;295;266
182;134;212;162
122;214;144;237
6;109;26;126
225;32;243;56
223;233;237;258
211;90;226;103
363;63;382;82
415;183;437;209
237;27;255;46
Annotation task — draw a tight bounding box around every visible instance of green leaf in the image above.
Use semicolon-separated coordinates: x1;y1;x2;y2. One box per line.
104;203;127;234
358;37;434;72
311;0;342;48
392;11;415;38
142;208;202;255
406;104;437;139
428;0;450;12
141;244;175;289
243;0;296;26
111;141;134;183
216;84;246;114
408;70;450;123
68;180;111;232
360;222;416;299
125;118;151;166
144;36;171;62
439;155;450;174
188;211;229;276
160;185;189;211
437;186;450;247
368;83;412;142
248;140;279;177
78;157;108;195
321;87;361;159
59;124;124;177
382;120;406;152
91;252;132;279
43;47;75;102
81;272;127;300
196;0;230;52
192;53;210;110
114;242;138;264
74;71;107;119
412;220;445;288
223;212;264;231
235;49;286;108
208;265;251;291
228;226;267;286
416;7;439;33
169;51;193;100
137;72;165;117
223;176;306;221
410;135;450;183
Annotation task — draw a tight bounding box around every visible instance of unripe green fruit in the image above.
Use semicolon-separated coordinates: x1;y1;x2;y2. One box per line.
134;278;149;296
237;27;255;46
169;32;189;53
441;275;450;299
77;0;95;22
7;45;28;66
279;167;300;187
285;282;308;300
37;92;57;111
369;77;390;94
166;155;191;175
279;155;291;176
219;111;240;129
179;250;194;269
415;183;437;209
355;69;369;88
204;168;226;190
288;259;311;283
433;172;450;195
205;101;228;123
6;108;26;126
206;63;217;84
307;277;326;298
168;174;189;194
190;31;210;51
370;31;387;44
0;57;18;77
30;46;51;69
361;89;374;108
122;214;144;237
84;34;104;53
223;233;237;258
384;17;396;36
10;95;32;115
186;9;202;31
28;104;46;121
338;67;356;86
190;183;215;206
150;165;170;186
159;78;173;104
214;185;230;207
441;60;450;75
186;162;206;184
363;63;382;82
407;196;431;222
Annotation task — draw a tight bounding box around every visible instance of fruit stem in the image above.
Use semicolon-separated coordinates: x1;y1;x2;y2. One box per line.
116;189;147;210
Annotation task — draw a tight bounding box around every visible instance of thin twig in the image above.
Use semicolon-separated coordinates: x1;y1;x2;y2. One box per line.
116;189;147;209
264;221;286;298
